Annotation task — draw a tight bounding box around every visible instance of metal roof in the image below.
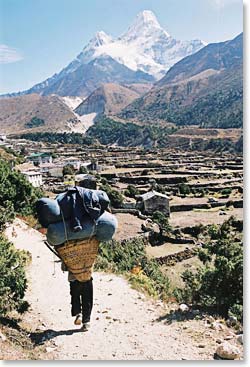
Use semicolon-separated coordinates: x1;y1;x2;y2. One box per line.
138;190;169;200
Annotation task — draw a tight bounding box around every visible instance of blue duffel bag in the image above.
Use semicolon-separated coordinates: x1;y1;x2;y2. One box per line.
46;211;118;246
36;187;110;229
36;198;62;228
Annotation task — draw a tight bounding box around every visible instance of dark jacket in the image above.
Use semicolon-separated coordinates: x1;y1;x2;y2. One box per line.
36;187;110;230
57;186;110;232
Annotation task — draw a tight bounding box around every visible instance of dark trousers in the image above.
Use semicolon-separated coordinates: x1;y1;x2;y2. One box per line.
69;278;93;323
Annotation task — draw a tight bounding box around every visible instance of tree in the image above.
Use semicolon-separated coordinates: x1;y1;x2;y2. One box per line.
124;184;139;198
78;166;88;174
177;217;243;320
0;235;29;316
0;157;42;316
20;146;28;156
17;132;93;145
63;164;75;176
25;116;45;128
99;183;124;208
0;201;15;231
0;159;42;220
152;211;171;236
179;183;191;196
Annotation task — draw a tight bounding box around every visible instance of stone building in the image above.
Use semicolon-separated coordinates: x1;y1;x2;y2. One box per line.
75;174;97;189
62;157;83;171
136;190;170;216
27;152;52;165
23;171;43;187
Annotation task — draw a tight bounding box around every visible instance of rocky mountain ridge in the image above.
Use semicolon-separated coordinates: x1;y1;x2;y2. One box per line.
75;83;151;117
119;33;243;129
0;94;81;134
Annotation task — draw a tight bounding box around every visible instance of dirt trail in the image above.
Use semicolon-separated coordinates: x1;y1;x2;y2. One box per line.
4;219;234;360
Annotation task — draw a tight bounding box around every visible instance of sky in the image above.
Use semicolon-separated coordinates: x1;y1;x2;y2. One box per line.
0;0;243;94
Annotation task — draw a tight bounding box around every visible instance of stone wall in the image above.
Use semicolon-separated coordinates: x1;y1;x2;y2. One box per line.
156;247;199;266
170;199;242;212
119;176;188;185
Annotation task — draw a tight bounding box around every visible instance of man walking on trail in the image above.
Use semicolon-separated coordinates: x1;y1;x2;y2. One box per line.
36;184;118;331
58;236;101;332
61;262;93;331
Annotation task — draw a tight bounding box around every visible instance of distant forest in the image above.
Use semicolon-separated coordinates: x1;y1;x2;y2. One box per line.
16;118;242;153
17;132;94;145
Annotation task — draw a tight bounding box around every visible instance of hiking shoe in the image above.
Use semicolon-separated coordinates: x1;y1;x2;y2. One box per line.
81;322;90;332
74;314;82;325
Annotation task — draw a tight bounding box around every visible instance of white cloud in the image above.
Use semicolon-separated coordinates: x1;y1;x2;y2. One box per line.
0;44;23;64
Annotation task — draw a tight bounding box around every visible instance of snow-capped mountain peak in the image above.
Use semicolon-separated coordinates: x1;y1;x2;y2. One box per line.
90;31;113;47
16;10;206;97
130;10;162;30
74;30;113;65
76;10;204;79
121;10;170;42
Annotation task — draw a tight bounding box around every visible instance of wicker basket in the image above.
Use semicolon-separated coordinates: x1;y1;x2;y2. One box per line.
56;237;99;282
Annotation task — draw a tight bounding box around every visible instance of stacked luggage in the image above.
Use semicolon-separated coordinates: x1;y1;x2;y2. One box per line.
36;186;118;281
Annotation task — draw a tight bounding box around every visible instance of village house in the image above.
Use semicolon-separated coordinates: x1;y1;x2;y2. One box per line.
14;162;43;187
39;162;57;174
15;162;38;173
136;190;170;216
27;152;52;165
61;157;83;171
48;167;64;178
23;171;43;188
88;160;103;172
75;174;97;189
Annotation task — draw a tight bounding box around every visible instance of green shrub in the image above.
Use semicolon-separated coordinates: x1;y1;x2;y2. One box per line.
0;201;15;231
63;164;75;176
0;158;42;317
0;159;43;222
175;218;243;320
152;211;172;236
95;238;170;300
99;183;123;208
221;188;232;196
77;166;88;174
207;224;220;240
0;235;29;316
124;184;139;198
179;183;191;196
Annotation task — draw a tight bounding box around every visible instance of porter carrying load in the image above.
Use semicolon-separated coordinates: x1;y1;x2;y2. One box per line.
36;186;118;281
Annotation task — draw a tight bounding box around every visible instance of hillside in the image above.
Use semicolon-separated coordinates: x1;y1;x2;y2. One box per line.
20;56;154;98
0;94;82;134
120;33;243;129
86;116;177;148
123;83;153;95
75;83;146;117
157;33;243;86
